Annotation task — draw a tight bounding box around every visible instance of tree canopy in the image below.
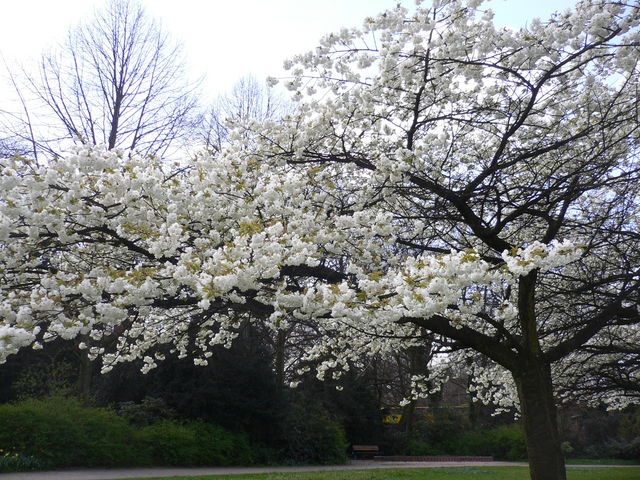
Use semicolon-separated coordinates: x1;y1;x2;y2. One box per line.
1;0;199;160
1;1;639;479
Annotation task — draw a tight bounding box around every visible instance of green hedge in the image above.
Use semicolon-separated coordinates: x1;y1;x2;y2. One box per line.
0;396;145;468
278;402;348;465
403;423;527;460
0;397;255;470
0;449;52;473
139;419;253;466
456;424;528;460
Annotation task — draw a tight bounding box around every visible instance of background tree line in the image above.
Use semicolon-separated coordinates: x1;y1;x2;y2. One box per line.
0;0;286;161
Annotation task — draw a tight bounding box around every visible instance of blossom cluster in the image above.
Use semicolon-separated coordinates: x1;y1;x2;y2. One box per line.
0;143;583;388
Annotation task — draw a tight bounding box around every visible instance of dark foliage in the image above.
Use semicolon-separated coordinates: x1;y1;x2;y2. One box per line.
0;397;146;467
95;324;283;443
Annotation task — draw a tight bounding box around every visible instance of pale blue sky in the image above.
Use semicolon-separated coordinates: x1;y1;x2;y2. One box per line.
1;0;578;100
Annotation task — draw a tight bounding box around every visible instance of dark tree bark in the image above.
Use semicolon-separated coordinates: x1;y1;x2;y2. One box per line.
515;359;566;480
275;328;287;393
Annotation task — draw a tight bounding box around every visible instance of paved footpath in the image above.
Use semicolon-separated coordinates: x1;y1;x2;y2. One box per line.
0;461;527;480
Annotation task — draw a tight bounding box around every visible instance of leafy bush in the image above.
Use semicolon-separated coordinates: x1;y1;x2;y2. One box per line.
0;396;259;470
405;439;448;456
12;360;77;400
483;424;527;460
117;396;176;426
619;408;640;438
139;419;253;466
416;409;471;445
0;448;51;473
584;437;640;460
278;402;348;464
0;396;148;467
394;420;527;461
559;405;640;459
610;437;640;460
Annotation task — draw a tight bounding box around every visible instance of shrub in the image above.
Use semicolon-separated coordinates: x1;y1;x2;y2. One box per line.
117;396;176;426
413;409;470;446
0;396;149;467
12;360;76;400
0;448;51;473
395;420;527;461
0;396;258;469
609;437;640;460
139;419;253;466
454;424;527;460
278;402;348;465
393;408;473;456
484;424;527;460
405;439;448;456
584;437;640;460
619;408;640;438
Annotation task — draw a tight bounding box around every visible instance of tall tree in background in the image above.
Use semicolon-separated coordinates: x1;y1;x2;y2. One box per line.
2;0;199;160
196;74;293;391
0;136;30;159
0;0;200;399
198;75;291;153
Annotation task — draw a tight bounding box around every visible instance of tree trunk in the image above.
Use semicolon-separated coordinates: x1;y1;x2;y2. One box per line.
399;344;431;435
274;329;286;394
78;349;94;404
514;359;566;480
399;399;416;434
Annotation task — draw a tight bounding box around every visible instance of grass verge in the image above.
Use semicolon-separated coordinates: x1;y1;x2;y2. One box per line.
117;466;640;480
566;458;640;465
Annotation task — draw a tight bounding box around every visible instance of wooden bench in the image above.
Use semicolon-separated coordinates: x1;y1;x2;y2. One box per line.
351;444;380;459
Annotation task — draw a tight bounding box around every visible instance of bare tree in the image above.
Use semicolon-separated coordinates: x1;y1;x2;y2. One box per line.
197;75;291;153
3;0;199;160
0;136;30;159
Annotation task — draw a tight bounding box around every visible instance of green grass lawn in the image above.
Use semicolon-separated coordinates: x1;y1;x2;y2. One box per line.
120;466;640;480
566;458;640;465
